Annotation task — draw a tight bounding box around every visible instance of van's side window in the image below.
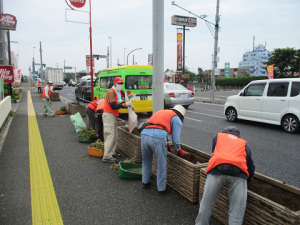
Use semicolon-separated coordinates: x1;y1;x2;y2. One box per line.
100;76;120;89
267;82;289;97
244;83;266;96
291;82;300;97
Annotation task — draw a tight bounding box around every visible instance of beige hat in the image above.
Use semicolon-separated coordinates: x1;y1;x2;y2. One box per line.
172;105;186;117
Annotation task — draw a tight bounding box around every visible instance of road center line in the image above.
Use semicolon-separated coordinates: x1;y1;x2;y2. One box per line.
185;117;203;123
27;91;63;225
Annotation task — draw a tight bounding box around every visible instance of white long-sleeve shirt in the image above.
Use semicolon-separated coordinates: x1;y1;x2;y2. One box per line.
44;85;50;99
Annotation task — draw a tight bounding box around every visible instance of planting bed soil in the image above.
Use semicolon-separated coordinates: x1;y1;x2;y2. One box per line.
169;147;208;164
199;168;300;225
248;178;300;211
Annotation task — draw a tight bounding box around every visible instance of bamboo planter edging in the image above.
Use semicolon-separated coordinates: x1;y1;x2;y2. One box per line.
152;144;211;203
68;102;86;117
117;126;142;162
199;168;300;225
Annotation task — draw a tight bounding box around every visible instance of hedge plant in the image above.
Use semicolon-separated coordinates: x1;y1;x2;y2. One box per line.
215;76;268;87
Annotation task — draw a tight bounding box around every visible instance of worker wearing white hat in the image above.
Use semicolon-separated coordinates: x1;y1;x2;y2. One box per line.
141;105;186;195
42;81;55;117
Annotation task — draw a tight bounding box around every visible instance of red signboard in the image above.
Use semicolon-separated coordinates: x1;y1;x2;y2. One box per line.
70;0;86;8
86;55;94;66
0;14;17;31
177;33;183;72
0;66;14;83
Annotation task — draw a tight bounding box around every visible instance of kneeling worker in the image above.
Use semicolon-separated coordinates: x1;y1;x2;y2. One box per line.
86;99;100;130
102;77;133;163
141;105;186;195
195;126;255;225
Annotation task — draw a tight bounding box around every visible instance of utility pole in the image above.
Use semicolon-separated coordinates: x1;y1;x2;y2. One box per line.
211;0;220;102
106;47;109;69
153;0;164;113
40;41;44;82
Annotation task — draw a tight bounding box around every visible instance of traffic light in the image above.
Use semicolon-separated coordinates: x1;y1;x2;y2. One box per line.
93;54;100;60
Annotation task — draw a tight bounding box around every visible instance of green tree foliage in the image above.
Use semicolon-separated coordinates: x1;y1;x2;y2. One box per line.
268;48;300;78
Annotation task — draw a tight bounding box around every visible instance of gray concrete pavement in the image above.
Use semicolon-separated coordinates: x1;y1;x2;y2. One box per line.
0;85;221;225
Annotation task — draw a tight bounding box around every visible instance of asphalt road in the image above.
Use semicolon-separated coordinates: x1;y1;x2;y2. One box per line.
58;86;300;188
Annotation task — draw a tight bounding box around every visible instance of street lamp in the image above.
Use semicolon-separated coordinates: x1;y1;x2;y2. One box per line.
127;48;142;65
108;36;112;67
32;47;36;80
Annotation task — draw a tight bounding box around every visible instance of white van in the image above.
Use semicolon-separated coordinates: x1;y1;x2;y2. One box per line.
224;78;300;133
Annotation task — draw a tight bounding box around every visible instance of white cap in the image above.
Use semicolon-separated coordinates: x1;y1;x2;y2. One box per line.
173;105;186;117
48;81;53;84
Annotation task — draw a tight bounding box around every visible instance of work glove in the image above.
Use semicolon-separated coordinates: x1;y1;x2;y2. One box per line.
178;149;186;158
125;101;132;107
131;105;135;111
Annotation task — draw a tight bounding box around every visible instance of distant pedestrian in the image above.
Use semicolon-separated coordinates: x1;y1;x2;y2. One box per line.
42;81;56;117
37;81;42;93
141;105;186;195
195;126;255;225
102;77;134;163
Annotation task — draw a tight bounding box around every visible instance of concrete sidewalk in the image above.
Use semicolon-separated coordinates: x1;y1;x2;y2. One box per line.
0;85;221;225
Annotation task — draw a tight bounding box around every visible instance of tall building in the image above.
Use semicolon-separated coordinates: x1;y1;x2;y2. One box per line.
238;44;271;76
0;0;9;65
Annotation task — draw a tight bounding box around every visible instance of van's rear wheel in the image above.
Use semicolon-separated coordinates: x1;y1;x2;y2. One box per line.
226;107;237;122
282;115;299;133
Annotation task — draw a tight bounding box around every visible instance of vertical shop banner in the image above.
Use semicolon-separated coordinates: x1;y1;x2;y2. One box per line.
148;54;153;66
224;62;230;77
177;33;183;72
267;65;274;79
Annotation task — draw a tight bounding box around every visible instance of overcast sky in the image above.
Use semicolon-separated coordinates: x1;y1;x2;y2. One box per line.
4;0;300;76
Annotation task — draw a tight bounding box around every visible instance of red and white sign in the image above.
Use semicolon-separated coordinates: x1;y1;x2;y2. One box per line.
0;14;17;31
177;32;183;72
86;55;94;66
0;66;14;83
69;0;86;8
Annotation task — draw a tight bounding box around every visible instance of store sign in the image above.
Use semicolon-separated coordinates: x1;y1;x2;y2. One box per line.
224;62;230;77
177;32;183;72
69;0;86;8
171;15;197;27
86;55;94;66
0;66;14;83
0;14;17;31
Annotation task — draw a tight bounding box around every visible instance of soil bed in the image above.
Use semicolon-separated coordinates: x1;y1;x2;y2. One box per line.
248;178;300;211
169;147;208;164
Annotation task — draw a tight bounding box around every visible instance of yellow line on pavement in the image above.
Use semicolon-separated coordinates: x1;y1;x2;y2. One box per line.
27;91;63;225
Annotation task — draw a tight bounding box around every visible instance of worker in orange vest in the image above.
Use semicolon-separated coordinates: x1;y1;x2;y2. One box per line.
195;126;255;225
102;77;134;163
95;99;105;142
42;81;55;117
141;105;186;195
86;99;105;141
37;81;42;93
86;99;100;130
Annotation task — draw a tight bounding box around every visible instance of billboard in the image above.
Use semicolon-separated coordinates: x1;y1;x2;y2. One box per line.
171;15;197;27
0;14;17;31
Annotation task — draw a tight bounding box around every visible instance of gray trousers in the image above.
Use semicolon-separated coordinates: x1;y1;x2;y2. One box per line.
195;174;247;225
86;107;96;130
42;98;54;116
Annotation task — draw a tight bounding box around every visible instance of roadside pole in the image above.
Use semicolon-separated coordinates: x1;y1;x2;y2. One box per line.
152;0;164;113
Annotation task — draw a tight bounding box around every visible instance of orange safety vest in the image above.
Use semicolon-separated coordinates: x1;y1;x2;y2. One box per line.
206;133;249;177
87;100;99;112
146;110;177;135
96;99;105;113
42;86;51;98
37;82;42;87
103;88;120;117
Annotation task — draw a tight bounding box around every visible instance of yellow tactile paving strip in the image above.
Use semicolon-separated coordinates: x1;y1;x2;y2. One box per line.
27;91;63;225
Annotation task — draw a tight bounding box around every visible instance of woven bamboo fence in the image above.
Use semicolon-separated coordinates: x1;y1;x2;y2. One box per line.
117;126;142;163
152;144;211;203
199;168;300;224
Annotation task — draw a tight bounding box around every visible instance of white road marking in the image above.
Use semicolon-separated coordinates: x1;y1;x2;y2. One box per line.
185;117;203;123
188;110;225;119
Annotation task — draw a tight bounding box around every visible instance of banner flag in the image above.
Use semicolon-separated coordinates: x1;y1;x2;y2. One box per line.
177;33;183;72
267;65;274;79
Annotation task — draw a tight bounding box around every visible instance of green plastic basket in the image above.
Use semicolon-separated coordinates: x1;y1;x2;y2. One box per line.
118;161;143;179
78;135;97;143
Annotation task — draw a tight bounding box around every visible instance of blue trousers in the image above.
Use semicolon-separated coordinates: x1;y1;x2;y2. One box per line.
195;174;247;225
141;134;167;192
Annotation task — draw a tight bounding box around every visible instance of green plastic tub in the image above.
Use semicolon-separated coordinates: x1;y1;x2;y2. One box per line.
118;161;143;179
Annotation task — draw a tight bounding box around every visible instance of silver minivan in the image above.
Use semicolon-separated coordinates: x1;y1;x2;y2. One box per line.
224;78;300;133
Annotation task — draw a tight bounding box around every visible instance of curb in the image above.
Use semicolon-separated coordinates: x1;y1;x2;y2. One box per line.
0;91;23;155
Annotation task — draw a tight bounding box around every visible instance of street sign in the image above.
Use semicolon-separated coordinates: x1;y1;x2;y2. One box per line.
171;15;197;27
225;62;230;77
64;66;72;69
86;55;94;66
69;0;86;8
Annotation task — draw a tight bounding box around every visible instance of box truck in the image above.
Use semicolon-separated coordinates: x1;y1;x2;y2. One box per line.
44;67;64;90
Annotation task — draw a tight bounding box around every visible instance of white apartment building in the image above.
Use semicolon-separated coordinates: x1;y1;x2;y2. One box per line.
238;44;271;76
